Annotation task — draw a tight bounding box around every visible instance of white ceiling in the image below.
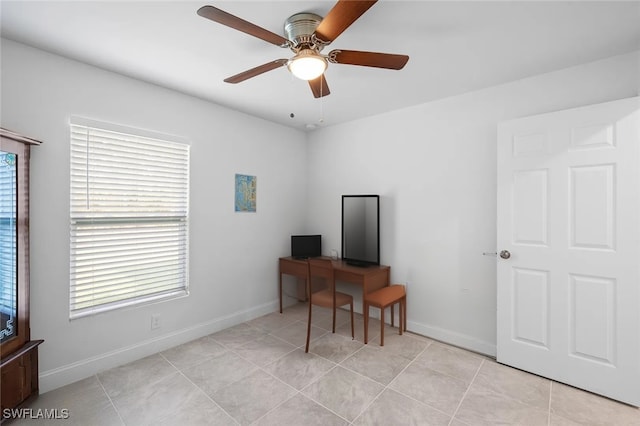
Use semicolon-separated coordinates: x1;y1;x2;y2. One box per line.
1;1;639;131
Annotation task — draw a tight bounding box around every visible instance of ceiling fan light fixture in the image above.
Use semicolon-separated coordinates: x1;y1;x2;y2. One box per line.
288;49;327;81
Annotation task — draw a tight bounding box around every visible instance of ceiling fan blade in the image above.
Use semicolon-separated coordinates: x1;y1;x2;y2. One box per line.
309;74;330;98
197;6;290;47
314;0;377;43
224;59;288;84
329;49;409;70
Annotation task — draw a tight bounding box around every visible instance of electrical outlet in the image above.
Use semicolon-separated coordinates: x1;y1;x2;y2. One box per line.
151;314;161;330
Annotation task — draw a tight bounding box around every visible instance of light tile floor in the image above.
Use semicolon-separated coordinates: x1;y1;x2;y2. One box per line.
9;303;640;425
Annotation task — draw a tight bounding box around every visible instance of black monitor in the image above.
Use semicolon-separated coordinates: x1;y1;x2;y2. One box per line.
342;195;380;266
291;235;321;259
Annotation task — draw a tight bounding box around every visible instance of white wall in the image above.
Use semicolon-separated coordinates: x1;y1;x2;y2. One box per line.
3;36;638;391
1;39;309;392
306;51;640;356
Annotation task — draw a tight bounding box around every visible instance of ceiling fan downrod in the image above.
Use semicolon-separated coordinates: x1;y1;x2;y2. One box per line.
284;13;327;53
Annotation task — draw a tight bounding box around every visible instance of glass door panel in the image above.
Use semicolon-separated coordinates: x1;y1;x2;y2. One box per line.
0;150;17;343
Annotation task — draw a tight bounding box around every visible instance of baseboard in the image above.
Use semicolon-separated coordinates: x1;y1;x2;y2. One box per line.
38;300;278;394
407;320;497;358
39;301;496;394
356;303;497;358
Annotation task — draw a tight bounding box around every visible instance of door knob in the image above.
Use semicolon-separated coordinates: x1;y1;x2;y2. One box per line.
500;250;511;259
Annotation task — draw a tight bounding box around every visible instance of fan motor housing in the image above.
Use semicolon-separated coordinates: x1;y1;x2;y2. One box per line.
284;13;323;50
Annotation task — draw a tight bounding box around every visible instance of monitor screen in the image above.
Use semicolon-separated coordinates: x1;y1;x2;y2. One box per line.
291;235;321;259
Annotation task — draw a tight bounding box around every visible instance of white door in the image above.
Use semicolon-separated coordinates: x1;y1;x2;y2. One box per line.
497;97;640;406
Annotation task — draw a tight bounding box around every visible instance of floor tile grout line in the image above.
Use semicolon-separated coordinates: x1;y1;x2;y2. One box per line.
246;311;352;348
37;306;640;425
191;337;275;396
210;322;330;397
277;305;385;344
184;338;291;425
255;332;300;359
174;369;241;426
158;351;184;371
258;354;317;396
334;341;438;423
238;363;302;425
297;362;342;395
108;354;228;426
248;392;296;426
387;386;455;422
445;358;558;424
95;353;182;425
248;389;352;426
381;340;460;422
94;373;126;426
307;334;365;364
409;344;488;386
349;375;389;424
447;357;485;426
336;358;387;388
259;362;354;425
278;306;436;422
299;363;366;425
385;338;432;388
159;341;233;373
460;361;555;415
548;381;553;426
267;327;314;349
212;308;451;424
177;323;298;425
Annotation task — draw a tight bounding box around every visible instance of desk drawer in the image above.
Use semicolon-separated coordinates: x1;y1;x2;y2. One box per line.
335;270;364;285
279;258;308;278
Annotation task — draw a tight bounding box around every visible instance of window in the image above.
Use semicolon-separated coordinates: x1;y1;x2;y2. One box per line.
70;118;189;319
0;150;17;340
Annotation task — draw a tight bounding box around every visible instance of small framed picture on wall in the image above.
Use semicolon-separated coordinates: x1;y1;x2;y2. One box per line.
235;173;256;212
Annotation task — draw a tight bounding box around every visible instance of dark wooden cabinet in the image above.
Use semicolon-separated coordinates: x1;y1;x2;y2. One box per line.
1;341;41;410
0;128;43;416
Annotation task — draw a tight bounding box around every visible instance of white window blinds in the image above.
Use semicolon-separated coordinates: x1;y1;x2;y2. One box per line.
70;118;189;319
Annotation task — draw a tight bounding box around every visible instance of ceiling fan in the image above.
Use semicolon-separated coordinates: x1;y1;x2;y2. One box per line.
197;0;409;98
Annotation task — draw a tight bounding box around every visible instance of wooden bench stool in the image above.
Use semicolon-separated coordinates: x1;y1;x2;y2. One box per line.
364;284;406;346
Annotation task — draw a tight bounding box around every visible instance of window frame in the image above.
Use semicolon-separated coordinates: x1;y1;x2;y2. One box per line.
69;117;190;319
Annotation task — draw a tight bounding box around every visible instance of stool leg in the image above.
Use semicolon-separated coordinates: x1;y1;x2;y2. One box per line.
391;304;395;328
398;300;403;336
380;306;385;346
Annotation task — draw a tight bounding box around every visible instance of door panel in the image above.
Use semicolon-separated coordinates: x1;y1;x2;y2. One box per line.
497;96;640;406
569;164;615;250
512;267;549;347
568;273;615;364
513;170;548;246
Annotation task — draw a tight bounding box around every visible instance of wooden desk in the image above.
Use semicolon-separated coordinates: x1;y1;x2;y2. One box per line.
278;256;390;314
278;257;310;313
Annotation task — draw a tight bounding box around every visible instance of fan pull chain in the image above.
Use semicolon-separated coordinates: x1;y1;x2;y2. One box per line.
319;75;325;124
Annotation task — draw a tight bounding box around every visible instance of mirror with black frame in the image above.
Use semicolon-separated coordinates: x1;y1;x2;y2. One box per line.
341;195;380;266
